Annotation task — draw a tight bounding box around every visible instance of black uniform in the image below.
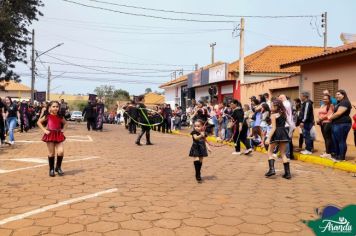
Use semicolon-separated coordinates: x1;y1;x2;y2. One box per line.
135;103;152;145
127;105;138;134
231;108;251;152
189;130;208;157
82;103;96;131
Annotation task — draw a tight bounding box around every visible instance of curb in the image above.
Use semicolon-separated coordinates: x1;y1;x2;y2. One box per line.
171;130;356;173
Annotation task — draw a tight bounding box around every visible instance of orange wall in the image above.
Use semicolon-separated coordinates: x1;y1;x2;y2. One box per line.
240;75;299;105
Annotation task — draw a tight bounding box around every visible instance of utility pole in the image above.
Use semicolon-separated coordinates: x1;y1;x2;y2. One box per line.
238;18;245;86
210;42;216;64
30;29;35;103
47;66;51;101
322;12;327;51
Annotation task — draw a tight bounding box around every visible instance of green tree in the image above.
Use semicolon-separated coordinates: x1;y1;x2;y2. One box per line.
94;85;130;109
145;88;152;94
0;0;44;81
114;89;130;101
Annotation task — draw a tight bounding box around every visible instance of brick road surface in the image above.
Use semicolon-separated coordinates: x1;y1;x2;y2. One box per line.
0;123;355;236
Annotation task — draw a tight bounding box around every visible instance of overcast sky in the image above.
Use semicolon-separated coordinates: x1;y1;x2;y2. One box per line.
15;0;356;96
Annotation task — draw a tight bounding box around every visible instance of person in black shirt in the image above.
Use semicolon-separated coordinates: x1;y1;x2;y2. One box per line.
329;90;352;161
127;101;138;134
135;96;153;145
82;101;96;131
230;99;252;155
189;119;211;183
299;91;314;154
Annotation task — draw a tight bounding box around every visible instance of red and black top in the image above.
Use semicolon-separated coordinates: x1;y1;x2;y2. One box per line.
42;114;65;143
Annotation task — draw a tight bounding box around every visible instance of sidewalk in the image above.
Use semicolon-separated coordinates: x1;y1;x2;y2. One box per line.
169;127;356;173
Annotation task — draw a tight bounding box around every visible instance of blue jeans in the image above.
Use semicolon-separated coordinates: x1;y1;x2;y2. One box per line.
303;122;314;152
212;116;219;137
6;117;17;142
332;123;351;160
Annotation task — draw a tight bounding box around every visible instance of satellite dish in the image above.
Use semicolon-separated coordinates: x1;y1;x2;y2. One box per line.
340;33;356;44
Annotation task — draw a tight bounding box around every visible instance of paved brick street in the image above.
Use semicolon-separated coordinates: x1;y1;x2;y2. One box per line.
0;123;355;236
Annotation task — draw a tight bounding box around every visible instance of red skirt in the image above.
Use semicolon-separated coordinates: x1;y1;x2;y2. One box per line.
42;130;66;143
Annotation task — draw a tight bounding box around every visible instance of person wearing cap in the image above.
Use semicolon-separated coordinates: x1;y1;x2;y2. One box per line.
299;91;314;155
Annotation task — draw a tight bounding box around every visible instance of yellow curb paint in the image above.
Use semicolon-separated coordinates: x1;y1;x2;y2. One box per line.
170;130;356;173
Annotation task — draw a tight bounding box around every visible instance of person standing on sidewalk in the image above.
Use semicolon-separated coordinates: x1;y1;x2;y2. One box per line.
317;95;334;159
4;97;21;145
299;91;314;155
37;101;67;177
189;119;211;183
265;100;291;179
329;90;352;161
279;94;295;160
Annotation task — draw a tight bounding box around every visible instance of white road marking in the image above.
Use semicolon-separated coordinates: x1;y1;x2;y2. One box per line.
0;188;118;226
6;158;48;164
15;135;93;143
0;156;100;174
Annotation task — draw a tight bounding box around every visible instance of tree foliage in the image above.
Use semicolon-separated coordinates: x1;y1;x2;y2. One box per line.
145;88;152;94
94;85;130;109
0;0;44;81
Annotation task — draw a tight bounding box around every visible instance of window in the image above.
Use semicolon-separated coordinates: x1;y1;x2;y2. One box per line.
313;80;338;107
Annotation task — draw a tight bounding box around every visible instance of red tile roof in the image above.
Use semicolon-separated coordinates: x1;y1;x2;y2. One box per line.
229;45;325;74
281;42;356;68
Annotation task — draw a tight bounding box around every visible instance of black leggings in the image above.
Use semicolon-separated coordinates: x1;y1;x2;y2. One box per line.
233;128;251;152
87;117;96;131
321;123;333;154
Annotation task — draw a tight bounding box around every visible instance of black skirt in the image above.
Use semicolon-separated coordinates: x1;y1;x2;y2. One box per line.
270;127;289;143
189;142;208;157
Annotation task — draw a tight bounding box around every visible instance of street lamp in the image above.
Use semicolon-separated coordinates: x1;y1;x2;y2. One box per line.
30;31;63;103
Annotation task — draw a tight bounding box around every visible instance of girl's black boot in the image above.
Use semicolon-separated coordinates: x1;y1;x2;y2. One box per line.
55;156;64;176
265;159;276;177
48;156;55;177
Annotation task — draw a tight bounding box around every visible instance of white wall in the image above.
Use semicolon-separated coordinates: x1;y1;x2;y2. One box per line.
0;91;31;99
163;85;181;107
195;86;210;101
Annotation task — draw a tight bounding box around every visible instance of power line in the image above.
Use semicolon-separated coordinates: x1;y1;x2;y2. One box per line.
42;18;231;34
39;60;185;73
35;73;163;85
39;52;194;68
44;17;231;31
88;0;318;19
41;54;171;78
61;0;236;23
42;31;196;66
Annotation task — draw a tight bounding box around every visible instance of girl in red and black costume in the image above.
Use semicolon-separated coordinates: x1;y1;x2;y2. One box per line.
37;101;67;177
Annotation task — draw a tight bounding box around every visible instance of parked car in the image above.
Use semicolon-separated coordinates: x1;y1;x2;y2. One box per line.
70;111;83;122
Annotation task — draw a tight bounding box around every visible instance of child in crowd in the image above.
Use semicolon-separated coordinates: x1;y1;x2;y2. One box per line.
249;126;264;149
265;100;291;179
37;101;67;177
189;119;211;183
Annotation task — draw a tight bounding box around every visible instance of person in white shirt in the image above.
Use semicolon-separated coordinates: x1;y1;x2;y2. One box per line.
279;94;296;160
